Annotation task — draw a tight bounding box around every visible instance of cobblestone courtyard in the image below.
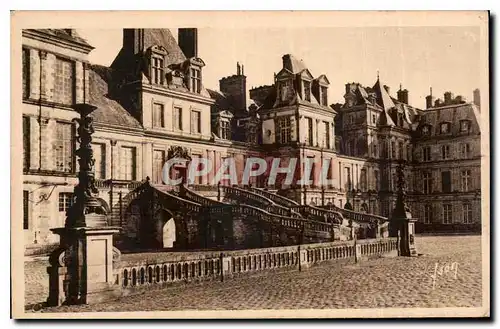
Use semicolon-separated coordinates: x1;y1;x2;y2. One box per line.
24;235;483;312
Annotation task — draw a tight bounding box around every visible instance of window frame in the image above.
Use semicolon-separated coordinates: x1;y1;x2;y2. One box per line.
440;122;451;135
424;204;432;224
22;48;30;99
152;102;165;128
441;145;450;160
276;116;292;144
423;172;432;194
461;169;471;192
120;146;136;181
320;85;328;106
423;146;432;162
54;56;75;106
306;117;313;146
173;106;183;131
459;120;471;133
323;121;330;148
151;55;165;85
441;170;452;193
58;192;74;213
462;203;473;224
442;204;453;224
190;67;202;93
190;110;202;134
53;121;74;173
152;149;166;184
303;80;312;102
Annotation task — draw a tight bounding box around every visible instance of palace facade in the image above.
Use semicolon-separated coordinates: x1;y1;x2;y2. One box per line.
21;28;482;250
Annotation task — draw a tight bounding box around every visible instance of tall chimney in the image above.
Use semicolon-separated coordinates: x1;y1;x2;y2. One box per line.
425;87;435;109
397;85;409;104
178;28;198;58
444;91;453;105
473;88;481;108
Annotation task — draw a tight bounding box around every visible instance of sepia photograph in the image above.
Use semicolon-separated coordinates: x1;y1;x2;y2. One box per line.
10;10;490;319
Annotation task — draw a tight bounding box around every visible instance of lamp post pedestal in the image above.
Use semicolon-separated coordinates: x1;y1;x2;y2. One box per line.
47;226;121;306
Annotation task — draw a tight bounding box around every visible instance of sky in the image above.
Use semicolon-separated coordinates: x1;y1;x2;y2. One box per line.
77;27;480;109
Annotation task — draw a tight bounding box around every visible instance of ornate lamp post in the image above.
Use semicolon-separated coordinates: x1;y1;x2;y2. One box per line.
47;102;121;306
390;160;418;257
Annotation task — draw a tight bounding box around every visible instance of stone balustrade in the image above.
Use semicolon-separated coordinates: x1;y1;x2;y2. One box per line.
152;185;203;213
291;205;344;225
182;186;225;207
223;186;302;218
247;187;300;207
115;237;399;294
323;205;388;223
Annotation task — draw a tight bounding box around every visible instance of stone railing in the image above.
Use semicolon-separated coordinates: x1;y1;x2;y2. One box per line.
94;179;146;190
291;205;345;225
223;186;302;219
187;184;219;193
152;185;203;213
247;187;300;207
322;205;388;223
182;186;225;207
211;202;332;235
115;237;398;293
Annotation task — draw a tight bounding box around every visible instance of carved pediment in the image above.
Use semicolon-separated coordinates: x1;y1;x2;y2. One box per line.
167;146;192;161
316;74;330;85
150;44;168;55
298;69;314;80
187;57;206;67
275;68;294;80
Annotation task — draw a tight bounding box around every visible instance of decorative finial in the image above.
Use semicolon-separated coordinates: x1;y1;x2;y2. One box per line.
430;87;433;96
377;70;380;80
237;62;241;75
400;83;402;91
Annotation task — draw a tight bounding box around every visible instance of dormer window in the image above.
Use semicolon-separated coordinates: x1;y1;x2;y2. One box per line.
303;80;311;102
149;45;168;86
190;67;201;93
460;120;471;133
440;122;451;134
152;56;164;85
421;125;431;136
320;86;328;106
279;80;292;102
220;120;231;140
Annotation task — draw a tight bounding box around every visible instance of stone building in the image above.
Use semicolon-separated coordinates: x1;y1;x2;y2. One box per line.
21;28;482;251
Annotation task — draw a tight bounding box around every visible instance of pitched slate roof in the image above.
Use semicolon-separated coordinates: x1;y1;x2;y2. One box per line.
142;29;187;65
282;54;308;74
88;65;143;129
111;29;186;72
37;29;93;48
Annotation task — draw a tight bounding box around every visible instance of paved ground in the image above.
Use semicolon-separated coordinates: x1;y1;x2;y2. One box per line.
23;235;483;312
